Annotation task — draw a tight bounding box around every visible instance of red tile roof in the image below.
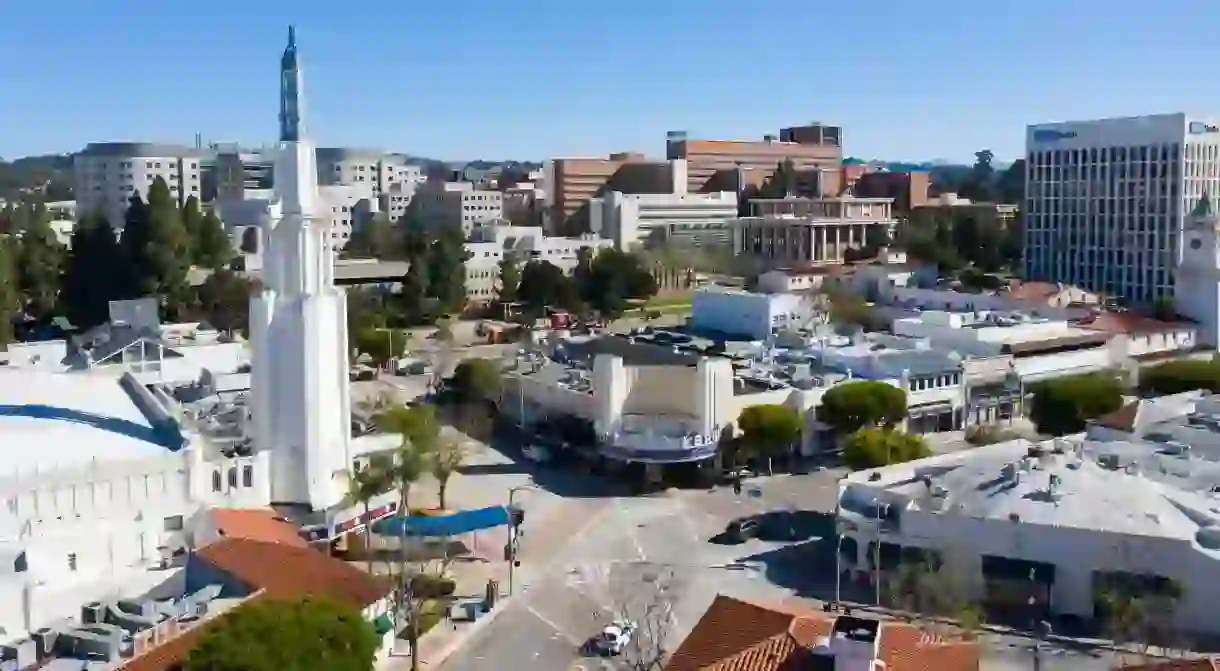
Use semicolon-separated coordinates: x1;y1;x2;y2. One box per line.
664;595;979;671
116;539;390;671
207;508;310;548
1079;311;1187;335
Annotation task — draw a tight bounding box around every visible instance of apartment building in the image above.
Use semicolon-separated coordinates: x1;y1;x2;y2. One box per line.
462;224;611;301
314;148;426;222
666;123;843;197
854;170;930;214
1023;113;1220;304
542;153;674;234
74;143;202;229
733;196;897;273
201;143;276;202
410;181;504;237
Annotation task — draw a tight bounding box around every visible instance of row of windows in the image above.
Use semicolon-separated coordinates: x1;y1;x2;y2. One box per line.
212;464;255;492
908;373;961;392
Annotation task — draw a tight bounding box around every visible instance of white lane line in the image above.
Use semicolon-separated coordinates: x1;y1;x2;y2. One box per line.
619;505;648;562
524;603;584;646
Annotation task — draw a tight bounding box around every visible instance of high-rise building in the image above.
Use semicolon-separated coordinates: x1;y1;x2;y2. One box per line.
249;26;351;511
74;143;202;229
314;148;426;222
1023;113;1220;304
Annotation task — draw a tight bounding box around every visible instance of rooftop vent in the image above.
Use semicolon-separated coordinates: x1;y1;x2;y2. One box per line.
1097;453;1120;470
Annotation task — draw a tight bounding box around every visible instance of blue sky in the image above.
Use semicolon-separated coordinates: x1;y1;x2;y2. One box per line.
2;0;1219;163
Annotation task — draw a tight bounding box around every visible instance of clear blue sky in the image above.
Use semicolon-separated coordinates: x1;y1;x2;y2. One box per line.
3;0;1219;163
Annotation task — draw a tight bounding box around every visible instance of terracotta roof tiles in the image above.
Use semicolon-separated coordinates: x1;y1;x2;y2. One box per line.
664;595;979;671
116;538;390;671
207;508;310;548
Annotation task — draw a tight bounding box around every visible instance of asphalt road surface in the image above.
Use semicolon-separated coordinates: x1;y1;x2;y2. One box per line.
438;491;811;671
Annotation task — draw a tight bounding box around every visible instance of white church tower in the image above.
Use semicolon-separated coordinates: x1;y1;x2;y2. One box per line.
1175;192;1220;348
249;26;353;511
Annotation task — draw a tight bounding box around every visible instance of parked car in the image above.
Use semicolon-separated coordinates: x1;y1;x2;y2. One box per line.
726;517;761;543
592;619;637;656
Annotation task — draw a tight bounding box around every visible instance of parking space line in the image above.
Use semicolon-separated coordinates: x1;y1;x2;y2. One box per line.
524;603;585;647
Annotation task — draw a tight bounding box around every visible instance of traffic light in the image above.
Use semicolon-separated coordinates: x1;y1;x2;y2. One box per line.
508;505;525;527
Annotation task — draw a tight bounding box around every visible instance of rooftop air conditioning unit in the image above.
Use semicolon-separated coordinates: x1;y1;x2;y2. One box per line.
82;602;106;624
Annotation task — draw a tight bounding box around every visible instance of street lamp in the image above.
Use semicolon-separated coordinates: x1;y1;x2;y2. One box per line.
506;484;539;596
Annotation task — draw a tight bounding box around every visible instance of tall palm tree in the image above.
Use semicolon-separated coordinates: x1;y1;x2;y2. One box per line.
346;455;390;576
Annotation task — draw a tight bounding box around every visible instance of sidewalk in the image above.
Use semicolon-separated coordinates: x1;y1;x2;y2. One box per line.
405;558;509;668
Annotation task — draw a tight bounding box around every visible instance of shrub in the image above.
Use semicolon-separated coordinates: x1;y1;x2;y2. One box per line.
1138;359;1220;396
1029;373;1123;436
843;427;931;470
409;574;456;599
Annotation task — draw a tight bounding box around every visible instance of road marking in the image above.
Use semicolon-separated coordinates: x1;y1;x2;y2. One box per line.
524;603;584;646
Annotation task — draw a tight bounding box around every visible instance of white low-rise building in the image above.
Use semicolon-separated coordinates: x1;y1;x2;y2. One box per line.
590;190;738;251
836;414;1220;637
690;286;812;340
462;224;612;303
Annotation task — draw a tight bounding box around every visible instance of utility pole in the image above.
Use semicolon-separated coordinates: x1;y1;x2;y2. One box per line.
505;485;537;596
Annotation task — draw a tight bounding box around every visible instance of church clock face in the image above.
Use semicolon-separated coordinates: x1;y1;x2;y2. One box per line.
1192;238;1204;250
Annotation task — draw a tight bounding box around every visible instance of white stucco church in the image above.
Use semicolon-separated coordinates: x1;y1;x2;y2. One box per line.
0;30;392;645
1176;192;1220;347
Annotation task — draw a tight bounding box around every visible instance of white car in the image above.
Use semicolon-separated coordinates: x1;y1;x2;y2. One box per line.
594;619;637;656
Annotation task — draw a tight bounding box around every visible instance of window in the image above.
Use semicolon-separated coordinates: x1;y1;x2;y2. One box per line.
163;515;184;531
228;467;238;488
212;470;222;492
68;553;77;571
242;465;254;487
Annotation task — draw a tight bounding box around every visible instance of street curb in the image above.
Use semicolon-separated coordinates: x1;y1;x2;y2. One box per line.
414;596;516;668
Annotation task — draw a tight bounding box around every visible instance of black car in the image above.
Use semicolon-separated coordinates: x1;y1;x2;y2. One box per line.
726;517;761;543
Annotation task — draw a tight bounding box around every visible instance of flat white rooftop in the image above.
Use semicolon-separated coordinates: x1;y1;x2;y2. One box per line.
0;369;170;476
842;438;1220;556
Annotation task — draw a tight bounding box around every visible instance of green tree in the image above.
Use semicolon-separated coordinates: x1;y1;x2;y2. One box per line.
346;455;390;576
345;214;400;260
1138;359;1220;396
431;436;466;510
737;404;802;474
184;596;378;671
450;358;501;404
1028;373;1123;436
120;179;190;314
824;288;871;328
195;269;254;334
581;248;657;318
195;208;235;269
181;195;205;262
842;427;930;470
496;256;521;304
517;260;577;314
959;149;997;203
16;203;66;321
816;380;907;434
61;210;122;329
1151;296;1177;321
355;327;402;366
0;238;18;347
426;230;470;314
399;260;430;325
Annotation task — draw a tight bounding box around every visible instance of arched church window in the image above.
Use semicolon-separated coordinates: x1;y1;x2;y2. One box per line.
241;227;259;254
242;465;254;488
227;467;238;489
212;470;222;492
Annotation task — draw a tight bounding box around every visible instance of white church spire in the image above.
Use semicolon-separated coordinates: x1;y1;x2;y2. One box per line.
250;26;353;512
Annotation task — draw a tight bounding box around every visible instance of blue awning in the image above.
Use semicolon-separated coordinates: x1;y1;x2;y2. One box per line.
371;505;511;537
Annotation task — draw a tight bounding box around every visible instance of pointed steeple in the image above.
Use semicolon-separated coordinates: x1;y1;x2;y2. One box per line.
279;24;303;142
1193;192;1216;219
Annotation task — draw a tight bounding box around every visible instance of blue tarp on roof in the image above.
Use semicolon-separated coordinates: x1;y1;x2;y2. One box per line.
371;505;510;537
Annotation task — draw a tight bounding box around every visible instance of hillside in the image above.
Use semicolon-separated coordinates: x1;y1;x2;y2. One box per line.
0;154;74;201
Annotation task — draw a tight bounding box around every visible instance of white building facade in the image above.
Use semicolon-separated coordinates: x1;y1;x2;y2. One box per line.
690;286;811;340
589;190;738;251
74;143;203;230
1023;113;1220;305
462;225;612;302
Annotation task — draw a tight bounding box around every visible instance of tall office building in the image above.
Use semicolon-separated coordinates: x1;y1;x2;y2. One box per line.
1023;113;1220;304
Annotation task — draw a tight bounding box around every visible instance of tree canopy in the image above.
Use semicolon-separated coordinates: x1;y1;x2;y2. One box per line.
1138;358;1220;396
842;427;930;470
184;596;379;671
449;358;500;404
737;404;802;464
1029;373;1124;436
0;238;17;348
816;380;907;434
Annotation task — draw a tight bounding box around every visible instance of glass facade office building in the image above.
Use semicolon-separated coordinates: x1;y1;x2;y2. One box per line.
1023;113;1220;304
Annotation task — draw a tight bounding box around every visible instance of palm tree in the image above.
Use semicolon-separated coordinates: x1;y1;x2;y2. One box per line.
431;437;467;510
346;455;390;576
